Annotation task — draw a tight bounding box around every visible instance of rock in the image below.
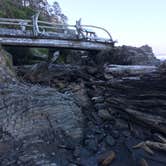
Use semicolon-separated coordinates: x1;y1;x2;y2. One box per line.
111;130;120;139
68;82;90;107
115;119;129;130
105;135;116;146
98;109;112;120
90;45;160;66
111;45;160;65
95;103;107;110
122;130;131;138
0;83;83;165
84;138;98;152
1;84;83;141
85;66;98;75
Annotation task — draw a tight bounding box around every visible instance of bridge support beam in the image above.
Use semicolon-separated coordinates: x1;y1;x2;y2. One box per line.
0;37;113;51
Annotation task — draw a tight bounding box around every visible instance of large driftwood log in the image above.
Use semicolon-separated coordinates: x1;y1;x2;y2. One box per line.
124;108;166;134
16;63;95;83
104;65;157;79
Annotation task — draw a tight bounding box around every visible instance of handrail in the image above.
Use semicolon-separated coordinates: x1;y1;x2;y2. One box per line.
0;22;32;27
0;17;31;23
0;17;114;42
82;25;113;40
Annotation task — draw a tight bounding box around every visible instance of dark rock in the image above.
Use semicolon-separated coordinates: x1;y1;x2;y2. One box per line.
85;66;98;75
0;83;83;165
111;130;120;139
115;119;129;130
84;138;98;152
122;130;131;138
80;147;92;159
112;45;160;65
98;109;113;120
89;45;160;66
97;133;106;143
68;82;90;107
105;135;116;146
94;103;107;110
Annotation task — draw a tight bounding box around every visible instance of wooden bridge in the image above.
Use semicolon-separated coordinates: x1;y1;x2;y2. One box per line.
0;13;115;51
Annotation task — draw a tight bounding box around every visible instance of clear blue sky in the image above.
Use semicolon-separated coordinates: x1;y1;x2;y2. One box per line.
48;0;166;55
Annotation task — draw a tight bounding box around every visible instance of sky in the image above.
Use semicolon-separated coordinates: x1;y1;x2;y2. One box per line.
48;0;166;56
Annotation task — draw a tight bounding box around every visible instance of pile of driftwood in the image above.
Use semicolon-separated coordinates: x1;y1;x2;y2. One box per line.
16;63;166;134
104;64;166;155
104;64;166;134
16;62;166;157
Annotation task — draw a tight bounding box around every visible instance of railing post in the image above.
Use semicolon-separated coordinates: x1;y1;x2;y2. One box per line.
32;11;40;36
75;18;85;39
19;21;27;32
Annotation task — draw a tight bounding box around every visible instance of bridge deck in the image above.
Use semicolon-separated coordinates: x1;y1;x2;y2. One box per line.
0;36;113;50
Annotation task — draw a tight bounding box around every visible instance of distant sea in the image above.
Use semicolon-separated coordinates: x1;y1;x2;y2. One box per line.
155;54;166;61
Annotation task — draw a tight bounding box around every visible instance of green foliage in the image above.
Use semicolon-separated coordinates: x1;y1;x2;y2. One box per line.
0;0;35;18
30;48;49;58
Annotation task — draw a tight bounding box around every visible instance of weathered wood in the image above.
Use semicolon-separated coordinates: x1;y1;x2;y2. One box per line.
32;12;40;36
0;36;113;50
105;65;157;76
0;16;115;50
0;17;31;23
124;108;166;134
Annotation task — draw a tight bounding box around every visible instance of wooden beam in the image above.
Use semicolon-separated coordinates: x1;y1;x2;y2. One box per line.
0;37;113;51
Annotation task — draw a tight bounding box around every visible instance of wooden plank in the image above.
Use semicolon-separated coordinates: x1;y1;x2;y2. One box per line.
0;37;113;51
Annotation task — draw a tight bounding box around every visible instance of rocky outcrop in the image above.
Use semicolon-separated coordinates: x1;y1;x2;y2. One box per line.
0;83;83;140
112;45;160;65
115;45;159;65
0;82;83;165
93;45;160;66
